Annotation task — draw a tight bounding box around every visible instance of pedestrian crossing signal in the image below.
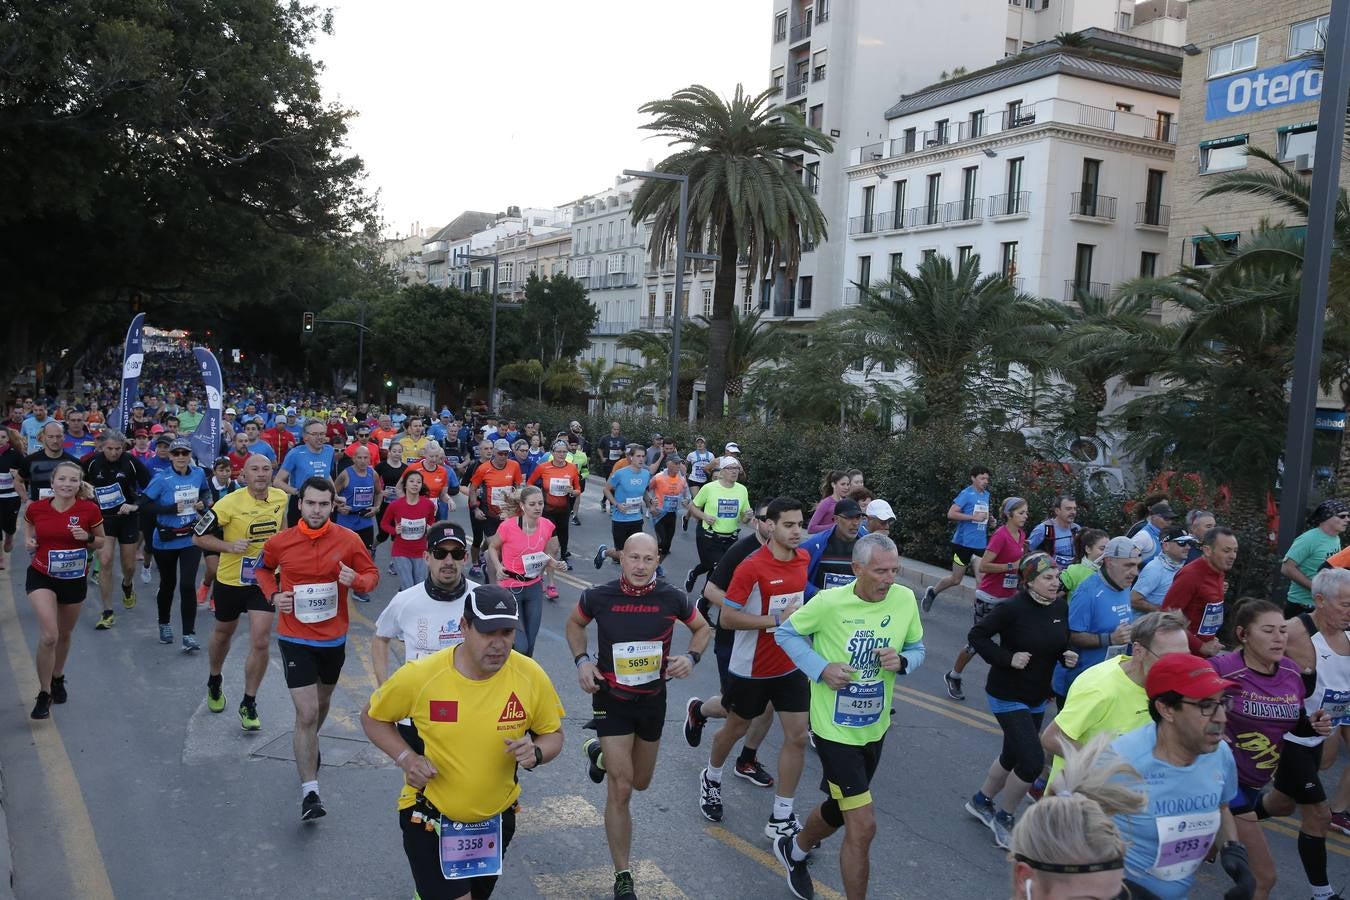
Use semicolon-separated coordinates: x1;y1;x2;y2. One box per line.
302;312;315;333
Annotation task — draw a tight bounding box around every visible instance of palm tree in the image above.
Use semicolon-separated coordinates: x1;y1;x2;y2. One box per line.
679;309;786;416
746;331;872;426
822;253;1055;425
631;84;833;418
579;357;622;416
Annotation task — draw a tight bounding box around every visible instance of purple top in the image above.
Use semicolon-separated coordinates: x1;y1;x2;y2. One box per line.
1209;650;1306;789
807;495;839;534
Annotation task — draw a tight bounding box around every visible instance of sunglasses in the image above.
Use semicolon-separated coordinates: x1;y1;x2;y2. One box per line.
430;545;468;561
170;450;192;457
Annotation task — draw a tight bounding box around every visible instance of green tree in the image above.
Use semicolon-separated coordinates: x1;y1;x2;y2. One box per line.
631;84;832;418
679;310;786;416
578;357;623;416
518;274;600;366
747;333;870;426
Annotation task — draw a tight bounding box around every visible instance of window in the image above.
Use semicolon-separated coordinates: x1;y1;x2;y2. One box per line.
1077;158;1101;215
798;276;813;309
957;245;974;266
921;248;937;263
1115;102;1133;113
1003;156;1024;213
861;185;875;232
1139;251;1158;277
961;166;978;219
889;252;903;276
924;173;941;224
1291;16;1329;56
857;256;872;291
903;127;917;153
1200;135;1249;173
808;104;824;130
933;119;948;145
1073;244;1094;287
1005;37;1019;56
805;161;820;193
772;69;785;92
1006;99;1025;126
1156;110;1174;142
759;280;772;311
1192;233;1239;267
647;289;657;317
1278;123;1317;162
1208;36;1258;79
969;109;984;139
1000;241;1018;277
891;180;907;228
816;0;830;22
1144;169;1166;225
1117;11;1132;30
774;11;787;41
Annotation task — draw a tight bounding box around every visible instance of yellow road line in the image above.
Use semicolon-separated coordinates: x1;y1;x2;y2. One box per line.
0;573;115;899
1271;815;1350;848
890;686;1002;736
892;683;999;725
1262;819;1350;858
705;825;849;900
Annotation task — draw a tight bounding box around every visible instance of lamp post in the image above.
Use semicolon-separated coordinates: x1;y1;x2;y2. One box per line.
623;169;721;420
457;250;501;409
1277;1;1350;568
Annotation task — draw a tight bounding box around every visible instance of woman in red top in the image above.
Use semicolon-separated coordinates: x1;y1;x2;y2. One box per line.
378;469;436;591
487;485;564;658
24;460;105;719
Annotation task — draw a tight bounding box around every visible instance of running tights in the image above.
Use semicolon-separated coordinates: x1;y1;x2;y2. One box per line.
994;708;1045;783
152;546;202;633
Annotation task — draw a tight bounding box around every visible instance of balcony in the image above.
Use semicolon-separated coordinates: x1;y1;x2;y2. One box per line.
639;315;673;331
847;98;1181;167
848;213;879;236
771;301;795;317
789;19;811;42
786;77;808;99
1135;202;1171;230
908;204;942;229
1064;280;1112;302
1069;193;1117;222
1004;276;1026;292
944;197;983;226
988;191;1031;219
591;320;636;336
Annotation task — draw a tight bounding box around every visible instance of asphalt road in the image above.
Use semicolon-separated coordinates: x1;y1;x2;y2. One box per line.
0;481;1339;899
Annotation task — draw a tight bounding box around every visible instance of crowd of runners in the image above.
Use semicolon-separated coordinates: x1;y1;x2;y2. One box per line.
9;357;1350;900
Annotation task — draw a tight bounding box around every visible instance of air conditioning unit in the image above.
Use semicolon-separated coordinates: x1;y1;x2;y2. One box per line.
1295;153;1314;174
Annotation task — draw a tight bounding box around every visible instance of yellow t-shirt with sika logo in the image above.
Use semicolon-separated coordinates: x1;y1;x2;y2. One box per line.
210;487;288;587
367;645;565;822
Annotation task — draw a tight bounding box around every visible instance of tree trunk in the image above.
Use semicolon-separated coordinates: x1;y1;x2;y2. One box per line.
1337;378;1350;496
704;221;739;419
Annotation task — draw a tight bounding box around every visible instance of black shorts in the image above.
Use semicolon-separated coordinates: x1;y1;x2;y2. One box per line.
1284;600;1314;620
277;639;346;689
481;515;502;540
401;802;516;900
0;496;18;535
26;566;88;605
103;513;141;546
714;629;734;695
1273;740;1327;806
585;687;666;742
815;734;886;811
610;519;645;550
950;543;983;568
723;670;810;719
213;582;273;623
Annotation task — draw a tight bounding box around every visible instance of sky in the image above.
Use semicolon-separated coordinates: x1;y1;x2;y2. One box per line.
312;1;770;238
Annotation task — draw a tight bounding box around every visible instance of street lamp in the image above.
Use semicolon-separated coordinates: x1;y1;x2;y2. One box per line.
623;168;721;420
456;250;501;409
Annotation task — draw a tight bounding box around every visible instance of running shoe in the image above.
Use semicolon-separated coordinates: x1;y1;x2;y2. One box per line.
593;544;607;570
30;691;52;720
583;737;606;784
764;813;802;841
772;834;815;900
140;563;152;584
122;584;136;609
387;561;396;576
991;810;1014;849
1027;775;1047;803
301;791;326;821
95;610;115;630
468;564;485;582
159;624;174;644
698;769;723;822
945;670;965;701
564;560;574;571
1332;810;1350;836
964;792;996;830
734;759;775;788
545;585;560;602
570;515;581;526
206;683;226;713
50;675;67;704
921;586;936;613
182;634;201;653
684;568;698;593
239;701;261;732
613;870;637;900
683;697;705;748
196;583;211;605
353;592;371;603
682;514;690;532
0;554;6;571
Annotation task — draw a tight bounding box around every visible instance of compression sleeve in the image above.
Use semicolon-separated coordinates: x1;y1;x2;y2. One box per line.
774;617;828;682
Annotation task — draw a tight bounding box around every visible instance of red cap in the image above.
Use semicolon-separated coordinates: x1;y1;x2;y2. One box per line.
1145;653;1236;700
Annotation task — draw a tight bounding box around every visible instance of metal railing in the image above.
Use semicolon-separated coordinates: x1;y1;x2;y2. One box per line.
848;213;877;236
790;19;811;42
1064;280;1112;301
1069;193;1117;220
639;315;671;331
772;301;795;317
786;77;808;99
1005;276;1025;292
591;321;636;336
842;286;861;306
1135;202;1171;227
947;197;983;225
988;191;1031;216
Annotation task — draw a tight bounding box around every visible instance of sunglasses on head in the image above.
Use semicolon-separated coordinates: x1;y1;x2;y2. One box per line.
430;545;468;561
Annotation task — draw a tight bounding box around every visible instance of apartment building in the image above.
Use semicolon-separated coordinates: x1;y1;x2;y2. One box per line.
842;29;1181;306
489;230;572;306
419;211;496;287
569;177;648;369
446;207;571;292
764;0;1150;323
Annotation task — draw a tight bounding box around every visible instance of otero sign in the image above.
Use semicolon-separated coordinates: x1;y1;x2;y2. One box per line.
1205;58;1322;121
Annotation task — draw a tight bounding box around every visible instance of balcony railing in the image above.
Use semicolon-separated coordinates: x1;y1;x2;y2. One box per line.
786;77;808;99
946;197;983;225
789;20;811;42
1004;275;1026;292
591;320;636;336
909;204;942;227
849;97;1181;166
772;301;795;317
1135;202;1171;228
769;81;783;95
988;191;1031;217
842;286;862;306
1064;280;1112;302
1069;192;1117;220
848;213;879;236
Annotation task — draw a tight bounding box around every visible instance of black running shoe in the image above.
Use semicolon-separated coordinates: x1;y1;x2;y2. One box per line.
945;670;965;701
31;691;52;720
583;737;606;784
50;676;67;704
734;758;775;788
699;769;723;822
613;869;637;900
773;834;815;900
683;697;706;748
301;791;326;821
684;568;698;593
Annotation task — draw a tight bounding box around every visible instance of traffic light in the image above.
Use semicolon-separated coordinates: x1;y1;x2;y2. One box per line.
302;312;315;333
384;377;394;389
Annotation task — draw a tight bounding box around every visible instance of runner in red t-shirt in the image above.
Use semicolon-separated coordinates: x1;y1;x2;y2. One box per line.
698;496;812;840
24;459;105;719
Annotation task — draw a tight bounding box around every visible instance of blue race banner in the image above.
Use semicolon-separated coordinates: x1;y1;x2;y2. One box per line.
1206;58;1322;121
109;313;145;433
190;346;224;465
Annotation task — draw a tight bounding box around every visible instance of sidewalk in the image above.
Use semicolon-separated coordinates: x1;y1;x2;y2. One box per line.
897;555;976;604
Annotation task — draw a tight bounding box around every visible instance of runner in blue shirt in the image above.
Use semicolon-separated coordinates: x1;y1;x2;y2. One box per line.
922;465;991;613
274;419;336;525
140;438;210;650
594;444;652;569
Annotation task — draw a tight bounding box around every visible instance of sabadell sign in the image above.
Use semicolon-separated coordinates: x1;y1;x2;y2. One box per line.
1205;58;1322;121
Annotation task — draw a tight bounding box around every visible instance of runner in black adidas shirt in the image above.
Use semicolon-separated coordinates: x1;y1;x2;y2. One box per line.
595;422;627;514
566;532;710;900
83;430;151;626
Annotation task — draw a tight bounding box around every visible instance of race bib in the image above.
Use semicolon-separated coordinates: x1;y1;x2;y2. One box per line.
662;494;681;512
520;551;549;580
39;487;54;500
1002;572;1019;590
1322;688;1350;726
95;483;126;510
823;572;856;588
293;582;339;623
351;485;374;509
174;484;198;516
240;554;261;585
381;437;391;450
767;591;803;632
716;498;739;519
608;449;622;460
691;461;707;480
619;497;643;515
439;814;503;881
0;472;13;491
1149;810;1219;883
834;680;886;727
1197;601;1225;637
47;548;87;580
489;486;510;509
973;503;989;532
612;640;664;686
399;518;427;541
547;477;571;497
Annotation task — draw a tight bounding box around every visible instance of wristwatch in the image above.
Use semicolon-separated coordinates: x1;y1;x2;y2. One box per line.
532;745;544;768
687;650;701;666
